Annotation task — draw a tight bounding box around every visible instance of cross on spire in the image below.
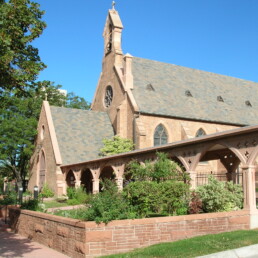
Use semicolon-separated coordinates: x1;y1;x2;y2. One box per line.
112;1;116;10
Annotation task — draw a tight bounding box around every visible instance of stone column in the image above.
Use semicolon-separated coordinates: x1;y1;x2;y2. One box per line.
242;165;256;211
74;180;81;188
92;178;100;194
73;170;81;189
116;176;123;191
188;171;197;189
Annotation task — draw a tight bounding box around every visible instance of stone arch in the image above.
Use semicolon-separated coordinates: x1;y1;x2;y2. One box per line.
169;156;189;183
194;143;242;186
187;142;245;172
99;166;116;191
66;170;76;188
247;145;258;166
170;156;187;170
38;150;46;190
173;155;189;171
81;168;93;193
153;123;169;146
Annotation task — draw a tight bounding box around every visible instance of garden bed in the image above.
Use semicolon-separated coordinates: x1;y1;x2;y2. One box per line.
8;206;254;258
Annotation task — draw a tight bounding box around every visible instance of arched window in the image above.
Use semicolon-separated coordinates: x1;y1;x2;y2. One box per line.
154;124;168;146
196;128;206;137
39;151;46;190
40;125;45;140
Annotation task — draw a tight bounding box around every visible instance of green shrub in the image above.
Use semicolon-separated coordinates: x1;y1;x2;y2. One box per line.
54;207;88;219
39;184;54;201
21;199;40;211
67;187;76;199
23;190;32;197
82;180;136;224
123;181;160;217
127;152;190;183
123;180;190;217
158;180;190;215
196;176;243;213
67;198;81;205
66;187;89;204
0;190;17;205
74;187;89;203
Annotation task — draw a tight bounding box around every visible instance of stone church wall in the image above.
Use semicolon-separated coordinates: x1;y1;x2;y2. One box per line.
135;114;238;173
91;52;134;139
28;105;58;195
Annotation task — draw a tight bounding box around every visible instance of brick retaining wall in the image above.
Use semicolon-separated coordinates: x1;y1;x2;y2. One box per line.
8;208;251;258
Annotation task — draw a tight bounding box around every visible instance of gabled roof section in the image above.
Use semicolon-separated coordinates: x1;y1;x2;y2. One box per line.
50;106;114;165
131;57;258;126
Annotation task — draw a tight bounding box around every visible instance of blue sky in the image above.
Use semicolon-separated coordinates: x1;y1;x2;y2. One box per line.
34;0;258;103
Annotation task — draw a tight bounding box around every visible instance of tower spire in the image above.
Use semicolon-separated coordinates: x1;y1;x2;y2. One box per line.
112;1;115;10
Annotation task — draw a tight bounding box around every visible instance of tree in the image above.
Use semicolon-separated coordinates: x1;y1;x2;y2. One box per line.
0;83;90;187
0;0;46;93
66;92;91;110
99;136;134;156
0;1;91;187
0;93;38;187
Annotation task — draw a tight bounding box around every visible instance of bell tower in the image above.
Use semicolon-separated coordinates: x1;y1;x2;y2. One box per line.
103;2;123;59
92;3;132;139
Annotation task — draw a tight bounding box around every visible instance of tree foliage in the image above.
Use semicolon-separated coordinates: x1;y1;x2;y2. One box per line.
0;0;91;187
0;0;46;93
127;152;189;183
100;135;134;156
66;92;91;110
0;82;90;186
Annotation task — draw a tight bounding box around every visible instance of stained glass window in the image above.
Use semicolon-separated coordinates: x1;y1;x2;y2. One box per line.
154;124;168;146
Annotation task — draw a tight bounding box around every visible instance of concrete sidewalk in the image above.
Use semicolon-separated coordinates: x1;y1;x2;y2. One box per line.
198;244;258;258
0;219;69;258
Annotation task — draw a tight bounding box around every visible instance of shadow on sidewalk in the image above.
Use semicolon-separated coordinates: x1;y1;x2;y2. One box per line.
0;231;41;257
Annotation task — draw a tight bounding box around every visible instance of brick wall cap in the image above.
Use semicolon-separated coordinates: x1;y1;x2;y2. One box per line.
84;210;249;228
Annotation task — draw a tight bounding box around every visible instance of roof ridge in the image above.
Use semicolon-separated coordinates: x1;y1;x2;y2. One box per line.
49;105;108;114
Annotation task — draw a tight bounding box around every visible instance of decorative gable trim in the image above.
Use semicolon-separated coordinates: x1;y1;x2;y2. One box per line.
114;64;139;112
43;101;62;165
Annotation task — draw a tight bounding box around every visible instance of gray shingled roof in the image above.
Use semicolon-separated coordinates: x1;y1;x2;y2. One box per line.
131;57;258;126
50;106;114;165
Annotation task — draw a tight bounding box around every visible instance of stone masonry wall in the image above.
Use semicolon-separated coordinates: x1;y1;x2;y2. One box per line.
8;208;250;258
28;105;58;194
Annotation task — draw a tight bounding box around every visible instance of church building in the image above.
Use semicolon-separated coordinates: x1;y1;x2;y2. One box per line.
28;7;258;196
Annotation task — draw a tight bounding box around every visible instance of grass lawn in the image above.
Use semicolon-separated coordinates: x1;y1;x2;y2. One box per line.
103;230;258;258
42;200;70;209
